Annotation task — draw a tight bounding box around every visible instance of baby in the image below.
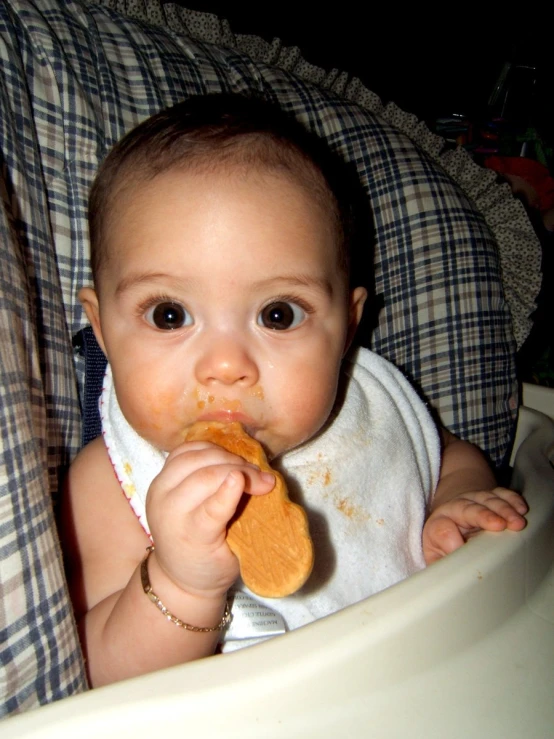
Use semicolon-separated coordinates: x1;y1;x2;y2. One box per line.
62;93;527;687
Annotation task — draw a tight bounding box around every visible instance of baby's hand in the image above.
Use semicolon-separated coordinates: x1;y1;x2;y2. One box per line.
423;487;528;565
146;441;275;597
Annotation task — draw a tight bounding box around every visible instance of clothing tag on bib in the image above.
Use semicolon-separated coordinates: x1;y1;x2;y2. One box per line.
223;590;286;650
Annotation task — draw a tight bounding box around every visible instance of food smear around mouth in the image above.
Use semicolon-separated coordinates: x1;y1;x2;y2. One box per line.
250;385;264;400
184;421;314;598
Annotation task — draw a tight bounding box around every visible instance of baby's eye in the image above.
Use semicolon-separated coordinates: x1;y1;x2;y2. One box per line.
258;301;305;331
145;302;192;330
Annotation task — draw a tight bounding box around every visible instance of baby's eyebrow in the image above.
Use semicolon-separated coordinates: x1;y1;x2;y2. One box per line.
253;274;334;296
115;272;190;296
115;272;334;297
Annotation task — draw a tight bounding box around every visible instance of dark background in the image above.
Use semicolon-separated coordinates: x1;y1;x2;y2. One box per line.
172;4;552;138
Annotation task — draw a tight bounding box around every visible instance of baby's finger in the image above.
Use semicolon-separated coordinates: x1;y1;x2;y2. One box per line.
171;462;273;516
167;441;259;469
202;469;247;527
240;468;275;495
490;488;528;516
196;469;274;541
458;496;526;533
166;439;228;460
160;445;260;491
447;501;508;533
423;516;465;564
481;494;527;531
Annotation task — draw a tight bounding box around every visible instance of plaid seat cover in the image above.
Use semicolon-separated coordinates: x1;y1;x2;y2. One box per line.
1;0;537;715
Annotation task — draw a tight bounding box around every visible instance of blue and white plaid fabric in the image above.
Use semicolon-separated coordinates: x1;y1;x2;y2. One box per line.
0;0;540;716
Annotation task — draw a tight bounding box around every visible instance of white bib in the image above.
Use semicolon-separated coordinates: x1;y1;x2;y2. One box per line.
101;348;440;648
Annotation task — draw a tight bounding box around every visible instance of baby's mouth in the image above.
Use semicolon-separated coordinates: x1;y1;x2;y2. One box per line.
197;409;252;424
192;386;265;439
195;409;261;436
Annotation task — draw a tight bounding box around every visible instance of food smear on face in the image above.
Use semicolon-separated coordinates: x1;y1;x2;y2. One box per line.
250;385;264;400
194;386;249;414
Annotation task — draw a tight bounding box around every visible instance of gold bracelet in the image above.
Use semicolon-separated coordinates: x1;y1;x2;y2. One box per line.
140;546;231;632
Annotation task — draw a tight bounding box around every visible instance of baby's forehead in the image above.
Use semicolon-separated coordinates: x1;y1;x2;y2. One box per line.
98;152;349;290
105;165;345;268
120;159;339;230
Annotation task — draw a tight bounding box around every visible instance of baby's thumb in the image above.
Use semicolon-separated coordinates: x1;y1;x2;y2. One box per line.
423;516;464;564
204;470;246;525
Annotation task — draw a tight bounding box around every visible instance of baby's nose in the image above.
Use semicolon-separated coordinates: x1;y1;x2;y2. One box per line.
195;336;260;387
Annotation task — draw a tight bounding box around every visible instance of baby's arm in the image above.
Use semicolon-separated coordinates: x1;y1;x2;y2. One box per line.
422;430;528;564
60;436;274;687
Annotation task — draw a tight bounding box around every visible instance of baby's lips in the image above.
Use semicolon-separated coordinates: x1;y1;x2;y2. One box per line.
196;410;256;426
185;414;266;450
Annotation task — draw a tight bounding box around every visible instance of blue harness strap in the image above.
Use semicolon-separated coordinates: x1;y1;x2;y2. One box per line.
73;326;107;447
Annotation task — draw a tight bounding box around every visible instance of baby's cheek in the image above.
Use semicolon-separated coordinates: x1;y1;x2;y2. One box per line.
288;374;338;438
121;389;193;449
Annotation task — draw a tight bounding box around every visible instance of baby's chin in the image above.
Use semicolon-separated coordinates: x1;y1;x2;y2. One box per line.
260;425;328;462
155;419;329;461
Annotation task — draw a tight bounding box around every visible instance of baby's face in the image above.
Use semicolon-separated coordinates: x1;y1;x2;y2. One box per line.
83;168;366;458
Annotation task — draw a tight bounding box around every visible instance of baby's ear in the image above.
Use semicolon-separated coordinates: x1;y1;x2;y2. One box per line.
344;286;368;353
78;287;107;356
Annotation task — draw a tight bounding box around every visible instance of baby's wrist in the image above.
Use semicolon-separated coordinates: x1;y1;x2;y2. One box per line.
144;547;230;626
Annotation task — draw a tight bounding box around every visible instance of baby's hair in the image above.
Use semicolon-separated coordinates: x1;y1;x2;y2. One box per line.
89;93;372;294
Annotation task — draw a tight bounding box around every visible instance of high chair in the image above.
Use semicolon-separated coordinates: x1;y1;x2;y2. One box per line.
1;2;552;735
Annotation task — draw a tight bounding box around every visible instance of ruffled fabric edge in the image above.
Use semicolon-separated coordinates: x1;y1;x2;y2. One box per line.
89;0;543;348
